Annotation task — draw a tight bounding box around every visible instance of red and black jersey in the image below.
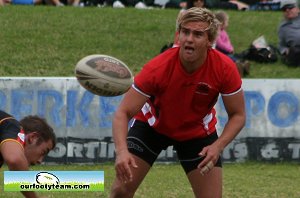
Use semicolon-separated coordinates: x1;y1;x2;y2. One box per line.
133;47;242;141
0;110;25;167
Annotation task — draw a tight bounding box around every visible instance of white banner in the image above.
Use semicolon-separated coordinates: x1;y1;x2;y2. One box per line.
1;78;299;163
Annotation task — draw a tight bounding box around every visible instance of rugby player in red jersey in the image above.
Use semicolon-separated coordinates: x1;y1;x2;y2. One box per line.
110;7;246;198
0;110;56;198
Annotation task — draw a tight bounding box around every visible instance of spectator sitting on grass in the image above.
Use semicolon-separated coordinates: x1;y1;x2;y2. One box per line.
278;0;300;66
109;0;149;8
5;0;65;6
204;0;249;10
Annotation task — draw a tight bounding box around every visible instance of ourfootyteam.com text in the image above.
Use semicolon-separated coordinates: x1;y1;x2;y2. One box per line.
20;183;90;191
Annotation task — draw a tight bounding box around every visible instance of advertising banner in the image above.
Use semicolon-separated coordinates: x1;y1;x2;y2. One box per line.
0;78;299;163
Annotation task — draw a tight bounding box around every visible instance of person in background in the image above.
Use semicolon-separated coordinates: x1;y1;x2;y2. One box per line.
3;0;41;5
164;0;187;9
5;0;65;6
227;0;249;10
203;0;249;10
59;0;80;6
110;7;246;198
215;10;250;77
187;0;205;8
0;110;56;198
215;11;234;58
278;0;300;66
109;0;149;8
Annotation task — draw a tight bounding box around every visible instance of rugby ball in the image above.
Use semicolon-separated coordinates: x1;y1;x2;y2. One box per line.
75;54;133;97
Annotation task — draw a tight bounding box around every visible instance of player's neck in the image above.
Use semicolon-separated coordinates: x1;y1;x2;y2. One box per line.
181;55;206;74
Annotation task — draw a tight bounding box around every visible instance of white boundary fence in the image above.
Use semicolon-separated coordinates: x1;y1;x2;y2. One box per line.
0;77;299;163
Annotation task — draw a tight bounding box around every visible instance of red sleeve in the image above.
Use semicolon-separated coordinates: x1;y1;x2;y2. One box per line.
218;53;242;95
133;62;159;97
133;48;177;96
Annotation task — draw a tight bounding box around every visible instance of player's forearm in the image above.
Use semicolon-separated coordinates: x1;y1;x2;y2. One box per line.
215;113;245;151
6;156;30;171
112;111;130;154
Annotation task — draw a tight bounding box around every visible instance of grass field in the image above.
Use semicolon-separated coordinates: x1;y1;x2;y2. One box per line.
1;162;300;197
1;6;300;77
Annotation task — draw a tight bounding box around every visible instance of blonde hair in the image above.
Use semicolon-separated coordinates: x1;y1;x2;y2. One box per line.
177;7;220;43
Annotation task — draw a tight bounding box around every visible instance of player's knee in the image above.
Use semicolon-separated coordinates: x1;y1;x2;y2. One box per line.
110;182;135;198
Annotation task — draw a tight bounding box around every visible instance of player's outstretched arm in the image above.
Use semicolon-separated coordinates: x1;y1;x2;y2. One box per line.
112;87;149;183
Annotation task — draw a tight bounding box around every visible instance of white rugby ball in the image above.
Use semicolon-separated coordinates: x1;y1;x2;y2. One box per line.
75;54;133;97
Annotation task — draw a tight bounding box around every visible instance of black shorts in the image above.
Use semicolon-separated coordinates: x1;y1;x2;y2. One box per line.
127;120;222;174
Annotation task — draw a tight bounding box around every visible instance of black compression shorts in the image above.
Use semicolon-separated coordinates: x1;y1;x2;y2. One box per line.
127;120;222;174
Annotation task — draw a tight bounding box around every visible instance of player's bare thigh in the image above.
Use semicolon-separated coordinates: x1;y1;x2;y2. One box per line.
110;155;151;198
187;167;222;198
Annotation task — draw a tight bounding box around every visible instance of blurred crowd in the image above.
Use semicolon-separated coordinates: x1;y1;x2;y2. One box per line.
0;0;290;10
0;0;78;6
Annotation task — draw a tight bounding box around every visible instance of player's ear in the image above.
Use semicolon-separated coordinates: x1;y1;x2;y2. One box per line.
207;40;212;48
26;132;39;145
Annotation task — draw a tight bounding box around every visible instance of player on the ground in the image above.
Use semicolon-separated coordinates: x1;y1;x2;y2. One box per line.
0;110;56;198
110;7;246;198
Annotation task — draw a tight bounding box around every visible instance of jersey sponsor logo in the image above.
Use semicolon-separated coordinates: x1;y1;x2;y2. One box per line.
196;82;211;95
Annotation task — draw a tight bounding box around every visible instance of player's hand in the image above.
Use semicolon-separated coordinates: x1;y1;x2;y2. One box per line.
114;150;138;183
197;143;221;175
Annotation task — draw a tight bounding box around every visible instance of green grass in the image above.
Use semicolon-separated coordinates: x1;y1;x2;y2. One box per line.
0;6;177;76
1;6;300;77
1;162;300;197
